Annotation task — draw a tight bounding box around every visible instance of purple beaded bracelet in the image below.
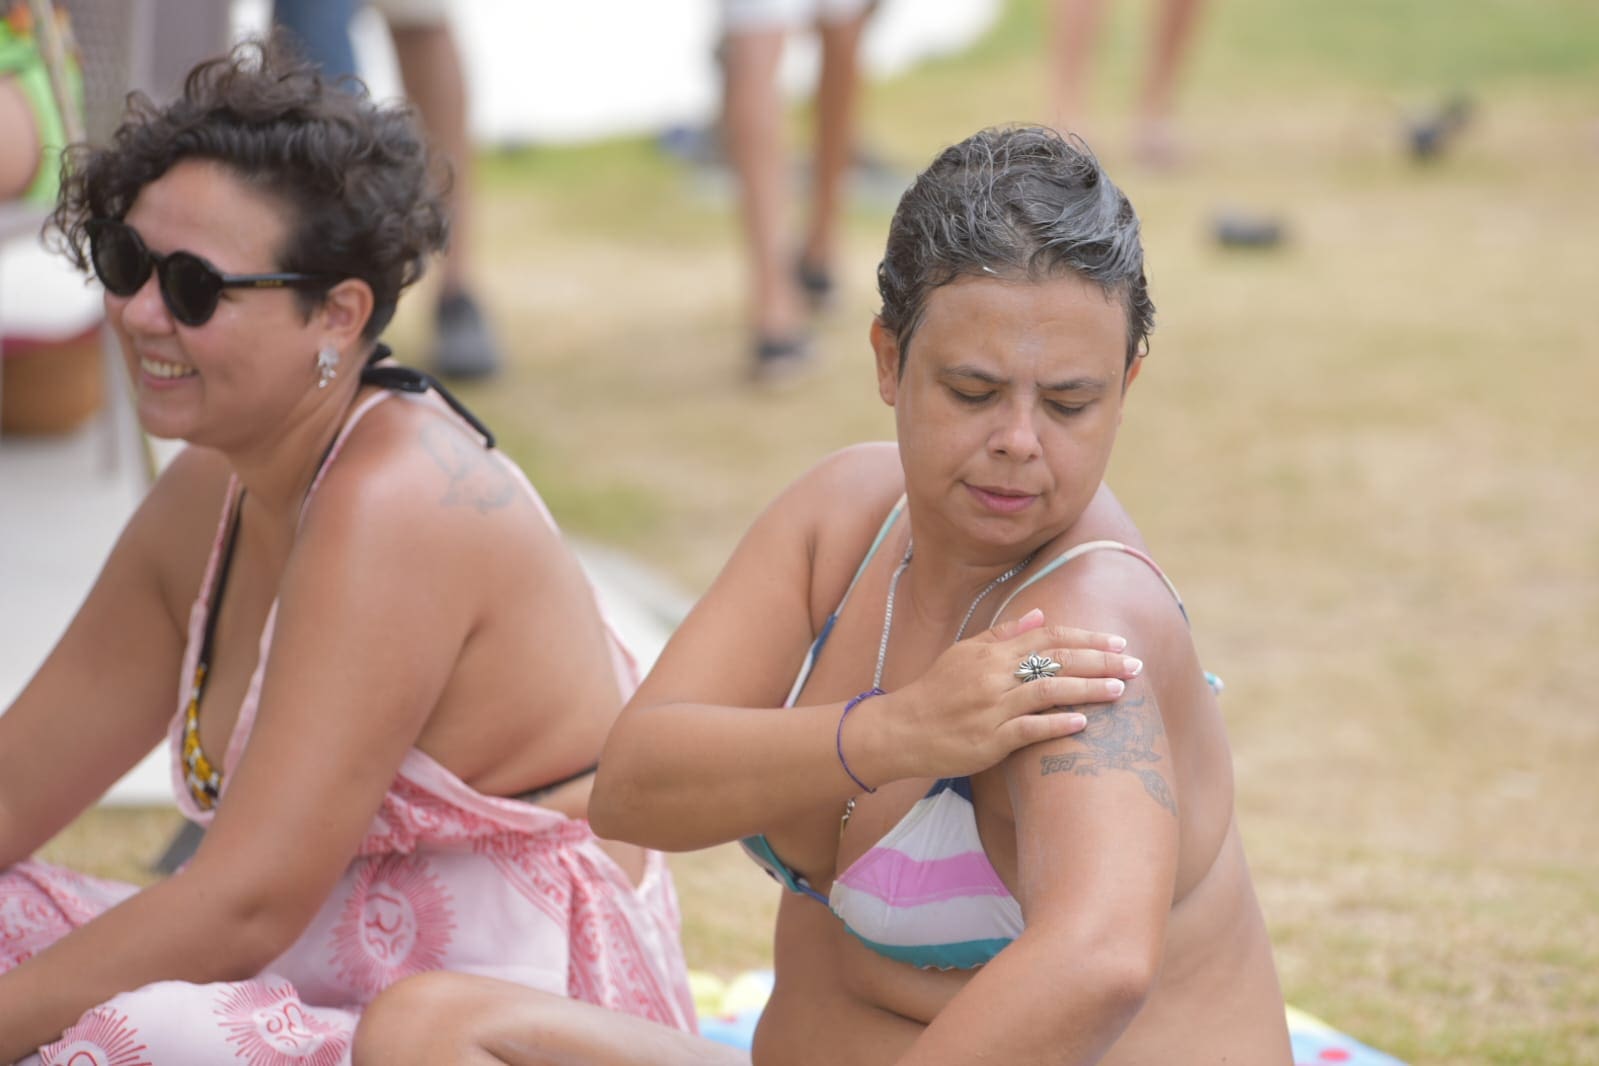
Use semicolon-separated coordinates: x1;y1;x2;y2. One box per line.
836;687;884;794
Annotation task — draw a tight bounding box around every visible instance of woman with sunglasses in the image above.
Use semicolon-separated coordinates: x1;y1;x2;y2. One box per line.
0;37;700;1062
353;127;1291;1065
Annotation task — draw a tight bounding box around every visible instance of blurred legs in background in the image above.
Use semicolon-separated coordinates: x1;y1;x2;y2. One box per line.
1049;0;1207;167
387;15;497;379
271;0;359;77
274;0;501;380
721;0;874;383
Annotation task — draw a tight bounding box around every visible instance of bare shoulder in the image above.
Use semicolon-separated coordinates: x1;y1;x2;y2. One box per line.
776;442;902;520
139;442;233;527
991;497;1198;827
1000;486;1198;690
1028;486;1170;610
801;440;902;490
778;442;906;615
325;392;524;509
1022;545;1189;654
1073;481;1152;554
296;393;554;555
272;394;577;650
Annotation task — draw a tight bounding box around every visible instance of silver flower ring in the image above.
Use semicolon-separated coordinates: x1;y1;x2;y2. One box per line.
1014;653;1062;684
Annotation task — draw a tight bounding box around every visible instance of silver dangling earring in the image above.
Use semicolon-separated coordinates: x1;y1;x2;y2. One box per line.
315;345;340;389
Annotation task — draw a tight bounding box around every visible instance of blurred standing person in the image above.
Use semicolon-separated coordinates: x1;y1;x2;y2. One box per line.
274;0;502;380
722;0;877;383
1050;0;1207;167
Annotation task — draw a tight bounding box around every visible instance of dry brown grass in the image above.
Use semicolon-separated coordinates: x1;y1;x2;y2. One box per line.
37;3;1599;1062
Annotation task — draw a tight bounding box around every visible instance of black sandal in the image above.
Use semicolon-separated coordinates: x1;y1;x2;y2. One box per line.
751;334;814;385
795;259;835;313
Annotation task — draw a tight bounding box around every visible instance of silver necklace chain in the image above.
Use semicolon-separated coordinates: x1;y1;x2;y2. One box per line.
872;540;1035;690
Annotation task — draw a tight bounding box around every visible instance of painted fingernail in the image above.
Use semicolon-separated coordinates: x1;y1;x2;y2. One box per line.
1106;635;1128;651
1106;678;1126;696
1123;657;1143;677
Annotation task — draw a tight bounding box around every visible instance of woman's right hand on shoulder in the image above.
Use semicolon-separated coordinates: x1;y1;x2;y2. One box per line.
850;609;1142;784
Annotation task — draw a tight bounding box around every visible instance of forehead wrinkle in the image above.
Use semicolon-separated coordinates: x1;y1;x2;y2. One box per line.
940;364;1108;394
1042;376;1107;394
942;364;1007;385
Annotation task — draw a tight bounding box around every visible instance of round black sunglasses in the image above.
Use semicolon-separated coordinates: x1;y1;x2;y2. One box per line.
86;218;336;327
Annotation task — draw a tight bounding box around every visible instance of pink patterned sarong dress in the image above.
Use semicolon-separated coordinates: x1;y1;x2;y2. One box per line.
0;391;697;1065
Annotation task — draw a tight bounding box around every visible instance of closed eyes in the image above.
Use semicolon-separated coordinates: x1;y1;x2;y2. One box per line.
947;387;1089;417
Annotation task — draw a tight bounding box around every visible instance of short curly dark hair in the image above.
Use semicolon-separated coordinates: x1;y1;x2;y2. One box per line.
48;34;448;341
877;126;1154;373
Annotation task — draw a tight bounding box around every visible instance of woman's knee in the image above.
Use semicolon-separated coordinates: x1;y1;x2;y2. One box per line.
355;971;487;1066
356;972;587;1066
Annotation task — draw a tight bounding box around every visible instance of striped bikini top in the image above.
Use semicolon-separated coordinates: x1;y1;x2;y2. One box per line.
741;498;1211;971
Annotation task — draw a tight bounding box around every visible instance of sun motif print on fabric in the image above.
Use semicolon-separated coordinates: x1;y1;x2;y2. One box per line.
1038;694;1177;815
329;854;455;998
216;982;348;1066
38;1006;152;1066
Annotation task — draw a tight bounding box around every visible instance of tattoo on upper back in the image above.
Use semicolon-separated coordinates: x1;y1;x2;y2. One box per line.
1038;694;1177;816
420;424;517;513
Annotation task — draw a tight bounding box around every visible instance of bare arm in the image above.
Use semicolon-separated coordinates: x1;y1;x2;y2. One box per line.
0;448;225;866
590;451;888;850
590;448;1134;855
896;582;1183;1065
0;437;481;1059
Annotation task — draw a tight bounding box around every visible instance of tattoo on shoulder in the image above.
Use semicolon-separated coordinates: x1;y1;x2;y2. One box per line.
419;424;517;513
1037;694;1177;816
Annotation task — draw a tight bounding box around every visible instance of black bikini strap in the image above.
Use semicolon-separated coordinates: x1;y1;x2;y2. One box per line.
359;343;496;449
202;420;344;675
197;491;246;677
513;761;601;803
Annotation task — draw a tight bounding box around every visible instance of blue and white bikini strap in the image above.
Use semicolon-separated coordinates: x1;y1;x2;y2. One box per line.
837;494;907;613
740;835;830;905
783;495;907;707
992;540;1190;625
992;540;1223;693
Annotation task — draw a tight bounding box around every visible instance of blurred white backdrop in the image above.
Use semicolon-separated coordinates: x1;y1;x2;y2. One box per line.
233;0;999;144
